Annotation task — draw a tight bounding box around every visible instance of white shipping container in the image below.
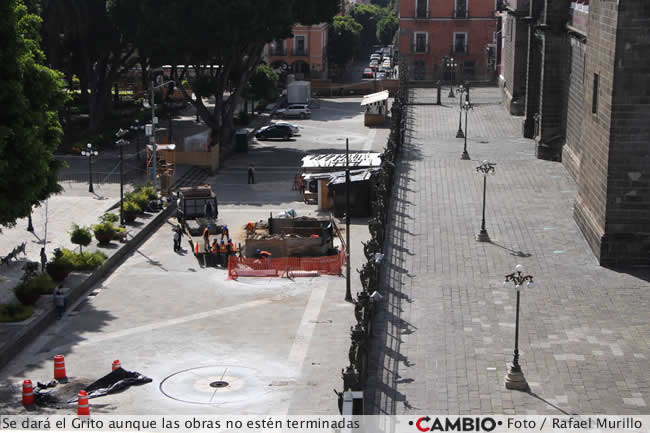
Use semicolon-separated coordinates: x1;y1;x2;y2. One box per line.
287;81;311;104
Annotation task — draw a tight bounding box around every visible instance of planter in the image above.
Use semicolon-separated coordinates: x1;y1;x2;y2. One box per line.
124;212;138;223
95;232;114;244
46;263;72;282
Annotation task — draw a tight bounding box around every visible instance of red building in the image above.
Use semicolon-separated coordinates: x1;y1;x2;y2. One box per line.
399;0;500;81
265;23;329;79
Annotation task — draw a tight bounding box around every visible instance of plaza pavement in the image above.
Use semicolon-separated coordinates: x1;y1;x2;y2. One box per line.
366;87;650;415
0;97;389;415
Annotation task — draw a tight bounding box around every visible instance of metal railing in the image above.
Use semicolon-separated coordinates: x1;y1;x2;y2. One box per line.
292;48;309;57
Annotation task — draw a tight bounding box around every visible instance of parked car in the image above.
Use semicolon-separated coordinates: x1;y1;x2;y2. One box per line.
255;124;293;141
382;59;392;68
370;54;382;62
369;60;379;70
376;71;386;80
276;104;311;119
272;121;300;135
362;68;375;79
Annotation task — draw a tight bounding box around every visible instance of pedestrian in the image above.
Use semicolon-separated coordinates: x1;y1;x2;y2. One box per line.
173;226;182;252
203;225;211;254
247;162;255;184
221;225;229;241
53;285;65;319
40;247;47;272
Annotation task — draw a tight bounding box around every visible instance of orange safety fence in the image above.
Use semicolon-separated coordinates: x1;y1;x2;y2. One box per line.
228;250;346;279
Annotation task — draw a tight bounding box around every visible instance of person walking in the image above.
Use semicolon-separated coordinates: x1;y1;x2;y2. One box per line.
247;163;255;184
40;247;47;272
173;225;182;252
53;285;66;319
221;225;229;241
202;225;211;254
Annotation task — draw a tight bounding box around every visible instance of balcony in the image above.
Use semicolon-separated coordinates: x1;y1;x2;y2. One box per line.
569;0;589;34
271;48;287;56
292;48;309;57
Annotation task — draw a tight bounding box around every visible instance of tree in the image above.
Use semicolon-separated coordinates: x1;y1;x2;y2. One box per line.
328;16;363;69
0;0;66;228
249;64;279;103
117;0;339;153
70;223;92;252
350;3;384;51
376;9;398;46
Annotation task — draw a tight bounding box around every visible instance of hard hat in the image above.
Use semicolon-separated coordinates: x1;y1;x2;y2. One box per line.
221;240;225;244
228;239;232;242
256;249;261;254
207;225;212;229
224;225;228;229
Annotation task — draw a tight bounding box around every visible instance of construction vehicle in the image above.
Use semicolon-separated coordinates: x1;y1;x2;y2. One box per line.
176;185;223;260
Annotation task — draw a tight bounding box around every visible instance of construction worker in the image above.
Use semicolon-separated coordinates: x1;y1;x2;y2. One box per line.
221;225;230;241
256;249;272;260
219;240;228;267
227;239;236;258
202;225;211;254
211;239;219;267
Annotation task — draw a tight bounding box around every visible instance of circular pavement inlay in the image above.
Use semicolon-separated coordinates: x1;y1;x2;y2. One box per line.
160;365;269;405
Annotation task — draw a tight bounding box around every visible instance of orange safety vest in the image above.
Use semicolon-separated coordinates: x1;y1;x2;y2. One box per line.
211;243;218;253
219;244;227;253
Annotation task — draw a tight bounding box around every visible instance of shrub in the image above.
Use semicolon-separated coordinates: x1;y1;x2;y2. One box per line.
13;274;55;305
70;223;93;252
93;222;117;244
100;213;119;223
123;200;141;214
125;192;149;212
46;248;74;282
0;304;34;322
64;250;107;271
134;184;158;201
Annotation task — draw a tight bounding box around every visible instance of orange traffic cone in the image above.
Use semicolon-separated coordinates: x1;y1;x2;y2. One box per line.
53;355;66;380
112;360;121;371
77;390;90;416
22;380;34;406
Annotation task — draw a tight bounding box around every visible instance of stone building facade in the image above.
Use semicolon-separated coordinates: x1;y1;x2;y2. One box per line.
500;0;650;266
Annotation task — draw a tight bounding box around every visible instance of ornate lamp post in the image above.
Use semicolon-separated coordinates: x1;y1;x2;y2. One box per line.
461;101;472;160
130;119;144;161
475;160;496;242
503;264;534;390
81;143;99;193
445;57;457;98
115;129;129;226
456;84;466;138
27;209;34;232
345;138;352;302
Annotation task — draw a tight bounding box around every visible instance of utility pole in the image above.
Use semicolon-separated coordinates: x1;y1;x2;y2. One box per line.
345;138;352;302
151;80;158;193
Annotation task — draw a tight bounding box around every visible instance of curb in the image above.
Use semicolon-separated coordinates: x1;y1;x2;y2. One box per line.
0;203;177;371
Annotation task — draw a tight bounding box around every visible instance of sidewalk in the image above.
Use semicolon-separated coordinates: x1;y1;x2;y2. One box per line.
366;87;650;415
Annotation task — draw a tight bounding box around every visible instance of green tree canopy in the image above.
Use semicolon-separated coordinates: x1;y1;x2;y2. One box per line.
328;15;363;68
376;9;398;46
350;3;383;51
249;64;279;103
0;0;66;228
111;0;339;152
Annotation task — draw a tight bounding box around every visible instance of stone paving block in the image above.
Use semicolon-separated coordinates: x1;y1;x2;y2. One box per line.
366;87;650;415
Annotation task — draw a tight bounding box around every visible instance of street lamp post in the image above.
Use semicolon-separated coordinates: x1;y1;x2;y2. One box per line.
456;84;466;138
81;143;99;193
475;161;496;242
503;264;534;390
461;101;472;160
27;209;34;232
130;119;143;161
445;57;457;98
115;128;129;226
344;138;352;303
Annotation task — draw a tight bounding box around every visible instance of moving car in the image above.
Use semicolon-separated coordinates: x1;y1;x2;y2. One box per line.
276;104;311;119
370;54;382;62
362;68;375;79
376;71;386;79
369;60;379;70
272;121;300;135
255;124;293;141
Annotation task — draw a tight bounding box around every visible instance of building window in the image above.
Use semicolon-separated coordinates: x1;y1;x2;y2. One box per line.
273;40;285;56
592;73;599;114
414;32;428;53
453;32;467;54
294;36;307;56
454;0;468;18
416;0;428;18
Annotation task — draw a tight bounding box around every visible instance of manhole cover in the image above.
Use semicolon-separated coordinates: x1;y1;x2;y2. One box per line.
159;365;269;405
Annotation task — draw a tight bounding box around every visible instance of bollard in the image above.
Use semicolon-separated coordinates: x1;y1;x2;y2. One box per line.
53;355;67;380
436;81;442;105
112;360;121;371
22;380;34;406
77;391;90;416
